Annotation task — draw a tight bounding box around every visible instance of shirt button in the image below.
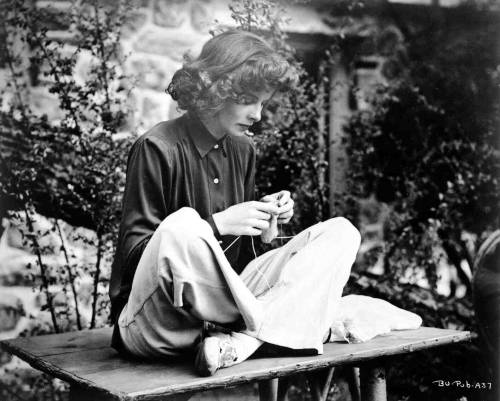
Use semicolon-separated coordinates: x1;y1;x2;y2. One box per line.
213;178;219;184
214;144;219;149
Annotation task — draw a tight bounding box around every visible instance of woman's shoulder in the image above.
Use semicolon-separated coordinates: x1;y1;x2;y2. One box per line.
127;116;188;164
138;115;187;149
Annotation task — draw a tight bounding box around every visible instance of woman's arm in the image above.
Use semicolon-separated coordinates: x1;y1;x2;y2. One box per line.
110;136;171;320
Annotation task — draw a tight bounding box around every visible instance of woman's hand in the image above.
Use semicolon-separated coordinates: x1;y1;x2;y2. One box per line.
212;201;279;236
260;190;294;224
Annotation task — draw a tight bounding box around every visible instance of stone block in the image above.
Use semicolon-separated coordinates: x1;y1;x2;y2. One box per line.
20;311;56;336
59;221;97;256
45;30;79;46
0;293;24;331
52;291;68;308
29;43;79;87
128;54;178;90
122;10;149;39
37;2;72;32
5;213;62;255
190;1;214;33
0;249;34;286
153;0;188;28
0;69;10;92
133;28;205;61
29;86;65;122
0;349;13;365
136;91;170;132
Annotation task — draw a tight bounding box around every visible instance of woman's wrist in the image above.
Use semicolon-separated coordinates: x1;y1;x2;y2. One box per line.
212;212;227;236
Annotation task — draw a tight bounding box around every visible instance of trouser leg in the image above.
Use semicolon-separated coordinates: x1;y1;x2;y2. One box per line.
118;208;244;358
241;217;361;352
119;209;361;357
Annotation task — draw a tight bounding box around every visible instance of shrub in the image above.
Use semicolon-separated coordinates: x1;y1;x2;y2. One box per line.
0;0;134;333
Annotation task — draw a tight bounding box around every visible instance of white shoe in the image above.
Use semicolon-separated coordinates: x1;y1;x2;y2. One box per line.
194;334;237;376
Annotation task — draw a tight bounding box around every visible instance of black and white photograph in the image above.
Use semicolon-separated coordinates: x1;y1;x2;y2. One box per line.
0;0;498;400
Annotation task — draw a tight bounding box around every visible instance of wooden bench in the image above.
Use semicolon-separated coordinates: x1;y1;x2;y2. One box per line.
1;327;471;401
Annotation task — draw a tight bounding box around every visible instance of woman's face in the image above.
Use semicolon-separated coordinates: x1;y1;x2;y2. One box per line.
215;90;274;137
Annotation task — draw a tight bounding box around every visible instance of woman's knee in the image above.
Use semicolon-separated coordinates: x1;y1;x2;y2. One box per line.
158;207;210;240
322;217;361;246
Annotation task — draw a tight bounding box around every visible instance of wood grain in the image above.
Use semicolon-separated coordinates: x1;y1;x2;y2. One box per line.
0;327;471;401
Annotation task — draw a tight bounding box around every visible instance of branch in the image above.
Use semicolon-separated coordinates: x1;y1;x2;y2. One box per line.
23;205;60;333
90;233;103;328
53;218;82;330
92;1;112;118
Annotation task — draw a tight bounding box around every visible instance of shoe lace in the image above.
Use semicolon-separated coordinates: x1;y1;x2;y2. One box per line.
218;337;238;367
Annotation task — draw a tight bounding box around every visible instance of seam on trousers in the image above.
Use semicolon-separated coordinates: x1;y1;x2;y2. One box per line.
127;285;162;324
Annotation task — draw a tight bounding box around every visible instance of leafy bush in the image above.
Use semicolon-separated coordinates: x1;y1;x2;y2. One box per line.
343;7;499;400
345;12;499;293
0;0;134;333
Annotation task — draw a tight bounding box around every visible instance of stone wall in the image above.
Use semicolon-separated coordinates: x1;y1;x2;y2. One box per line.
0;0;338;134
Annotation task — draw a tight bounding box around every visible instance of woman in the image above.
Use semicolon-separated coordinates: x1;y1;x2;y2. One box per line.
109;30;361;376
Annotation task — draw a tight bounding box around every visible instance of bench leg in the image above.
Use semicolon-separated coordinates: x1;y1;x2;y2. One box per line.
347;366;361;401
259;378;279;401
306;367;335;401
277;377;289;401
360;365;387;401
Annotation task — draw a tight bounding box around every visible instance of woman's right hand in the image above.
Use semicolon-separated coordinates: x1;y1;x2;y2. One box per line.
212;201;279;236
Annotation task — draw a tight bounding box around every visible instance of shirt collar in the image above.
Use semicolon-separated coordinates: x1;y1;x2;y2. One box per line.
185;111;226;158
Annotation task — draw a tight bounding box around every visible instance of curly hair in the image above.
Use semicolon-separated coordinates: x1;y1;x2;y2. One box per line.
167;30;299;115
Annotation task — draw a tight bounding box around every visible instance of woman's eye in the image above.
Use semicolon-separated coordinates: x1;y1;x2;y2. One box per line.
238;95;257;105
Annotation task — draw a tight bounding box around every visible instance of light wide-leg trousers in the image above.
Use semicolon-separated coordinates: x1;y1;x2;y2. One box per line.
118;207;361;358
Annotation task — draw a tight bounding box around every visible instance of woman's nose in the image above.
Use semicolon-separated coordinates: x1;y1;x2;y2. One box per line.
248;105;262;123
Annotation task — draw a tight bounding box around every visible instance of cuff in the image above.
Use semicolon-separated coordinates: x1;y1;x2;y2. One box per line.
205;214;222;240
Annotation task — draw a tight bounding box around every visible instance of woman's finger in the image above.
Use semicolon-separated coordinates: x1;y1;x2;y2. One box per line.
249;218;270;231
277;190;291;206
278;211;293;221
246;227;263;236
277;216;292;224
253;210;272;220
260;195;275;203
254;201;279;215
277;208;293;222
277;199;294;214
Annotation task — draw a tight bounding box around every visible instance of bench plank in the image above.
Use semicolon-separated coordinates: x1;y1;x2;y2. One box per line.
2;327;110;357
1;327;470;401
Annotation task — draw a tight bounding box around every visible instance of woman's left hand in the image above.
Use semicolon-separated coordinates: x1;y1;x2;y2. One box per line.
260;190;294;224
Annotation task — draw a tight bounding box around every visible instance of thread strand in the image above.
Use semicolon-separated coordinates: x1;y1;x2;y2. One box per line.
223;236;241;253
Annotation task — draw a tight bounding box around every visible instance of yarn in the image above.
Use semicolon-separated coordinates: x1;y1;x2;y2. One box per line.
222;224;294;292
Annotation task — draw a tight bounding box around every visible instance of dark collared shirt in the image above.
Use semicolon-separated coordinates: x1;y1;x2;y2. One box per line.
109;111;256;325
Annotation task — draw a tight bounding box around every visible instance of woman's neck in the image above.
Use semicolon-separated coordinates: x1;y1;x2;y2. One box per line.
198;114;225;140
